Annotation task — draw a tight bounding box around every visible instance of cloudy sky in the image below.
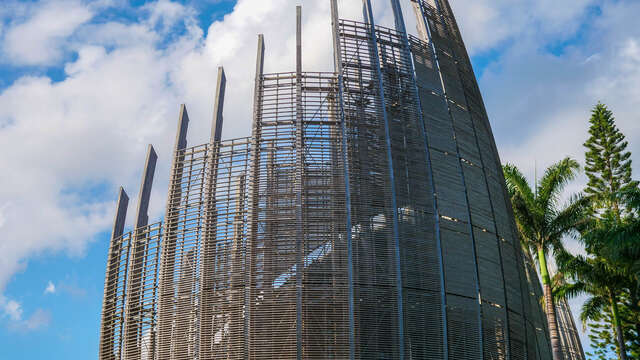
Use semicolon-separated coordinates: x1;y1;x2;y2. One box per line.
0;0;638;358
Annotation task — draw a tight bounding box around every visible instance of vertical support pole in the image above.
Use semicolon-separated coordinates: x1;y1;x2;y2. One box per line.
156;104;189;360
246;33;265;359
135;145;158;229
294;6;304;360
414;1;485;357
362;1;404;358
99;187;129;360
392;1;449;358
330;1;355;359
113;188;130;239
229;174;246;358
211;67;226;143
123;145;157;359
200;66;227;358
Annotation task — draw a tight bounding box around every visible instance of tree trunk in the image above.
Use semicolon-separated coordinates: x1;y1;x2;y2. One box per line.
629;293;640;347
538;247;563;360
610;292;628;360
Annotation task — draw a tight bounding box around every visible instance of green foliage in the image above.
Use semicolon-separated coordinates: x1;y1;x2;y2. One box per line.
503;159;589;359
586;316;618;360
585;304;640;360
577;189;640;359
570;103;640;359
503;158;588;260
584;103;638;218
502;102;640;360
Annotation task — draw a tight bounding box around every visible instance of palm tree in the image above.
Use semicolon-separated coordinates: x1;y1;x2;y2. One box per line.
503;158;588;360
558;187;640;359
555;252;629;360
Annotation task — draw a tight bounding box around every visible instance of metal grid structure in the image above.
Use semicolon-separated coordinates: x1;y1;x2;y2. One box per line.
123;222;162;360
199;137;251;359
100;222;131;360
556;297;586;360
98;1;585;359
246;69;350;358
523;250;555;359
156;139;209;360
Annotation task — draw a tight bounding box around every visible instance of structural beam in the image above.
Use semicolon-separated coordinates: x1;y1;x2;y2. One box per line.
330;1;355;359
211;66;226;143
391;1;450;358
362;1;405;358
112;187;129;240
99;187;129;360
175;104;189;151
414;0;486;356
156;104;189;359
123;144;157;359
200;66;226;357
247;33;265;358
134;145;157;229
295;6;304;360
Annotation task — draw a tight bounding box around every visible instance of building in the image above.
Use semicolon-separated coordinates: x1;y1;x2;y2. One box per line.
98;0;583;359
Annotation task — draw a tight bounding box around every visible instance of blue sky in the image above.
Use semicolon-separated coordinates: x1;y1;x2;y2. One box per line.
0;0;639;358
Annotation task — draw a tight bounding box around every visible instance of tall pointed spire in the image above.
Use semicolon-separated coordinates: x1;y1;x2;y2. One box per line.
134;145;157;229
211;67;226;143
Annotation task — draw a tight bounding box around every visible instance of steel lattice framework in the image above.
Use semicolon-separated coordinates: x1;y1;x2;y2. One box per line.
98;1;585;359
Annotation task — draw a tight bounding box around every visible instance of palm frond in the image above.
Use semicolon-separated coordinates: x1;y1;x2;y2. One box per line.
537;158;580;216
503;163;536;206
553;281;587;301
580;295;608;330
547;193;591;243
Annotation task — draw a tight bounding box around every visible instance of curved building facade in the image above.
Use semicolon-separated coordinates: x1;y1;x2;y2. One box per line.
98;1;576;359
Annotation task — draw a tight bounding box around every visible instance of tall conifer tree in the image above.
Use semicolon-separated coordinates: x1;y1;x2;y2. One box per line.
584;103;638;219
579;103;638;359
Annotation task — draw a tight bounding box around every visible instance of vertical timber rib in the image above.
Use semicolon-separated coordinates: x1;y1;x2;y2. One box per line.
295;7;304;360
123;145;157;359
134;145;157;229
413;1;486;357
199;66;226;358
156;105;189;360
247;33;264;359
391;1;449;358
211;67;226;143
99;187;129;360
362;1;404;357
97;2;580;359
329;1;355;359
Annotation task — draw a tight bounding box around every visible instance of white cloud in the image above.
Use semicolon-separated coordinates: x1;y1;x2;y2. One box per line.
22;309;52;331
0;0;351;293
449;0;598;55
5;308;51;332
0;0;637;352
481;1;640;180
144;0;194;33
0;203;8;228
1;297;23;321
44;281;56;295
2;0;93;65
1;296;50;332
